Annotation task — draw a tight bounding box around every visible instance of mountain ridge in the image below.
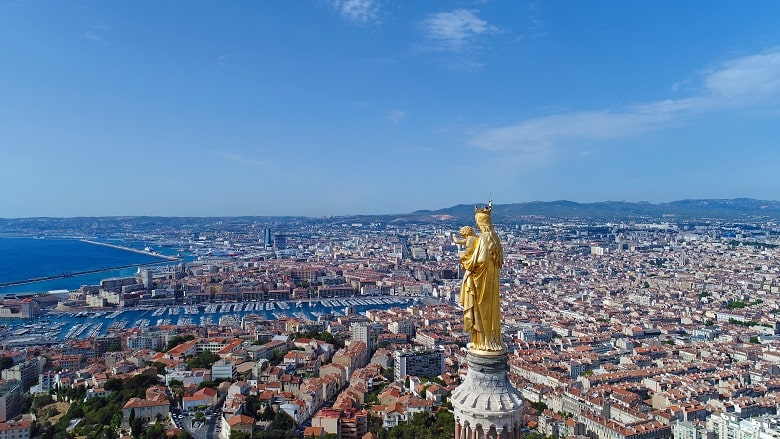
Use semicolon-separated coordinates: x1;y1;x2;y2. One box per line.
2;199;780;226
392;198;780;223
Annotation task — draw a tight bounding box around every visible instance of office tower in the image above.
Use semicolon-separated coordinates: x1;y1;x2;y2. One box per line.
274;234;287;250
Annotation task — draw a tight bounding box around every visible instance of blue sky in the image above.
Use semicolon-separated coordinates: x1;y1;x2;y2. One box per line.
2;1;780;217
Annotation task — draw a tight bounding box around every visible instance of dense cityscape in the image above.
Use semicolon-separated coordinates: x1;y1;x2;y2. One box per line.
0;206;779;439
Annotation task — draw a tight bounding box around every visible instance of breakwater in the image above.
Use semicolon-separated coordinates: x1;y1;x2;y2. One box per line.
0;239;180;289
0;261;170;288
80;240;180;261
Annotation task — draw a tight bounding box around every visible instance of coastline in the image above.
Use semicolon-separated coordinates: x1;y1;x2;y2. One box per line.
0;237;181;292
0;261;175;289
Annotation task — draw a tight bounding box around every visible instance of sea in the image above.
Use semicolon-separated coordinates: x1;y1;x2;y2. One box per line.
0;237;173;295
0;236;415;343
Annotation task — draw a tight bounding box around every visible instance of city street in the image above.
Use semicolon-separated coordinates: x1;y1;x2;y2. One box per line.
181;413;219;439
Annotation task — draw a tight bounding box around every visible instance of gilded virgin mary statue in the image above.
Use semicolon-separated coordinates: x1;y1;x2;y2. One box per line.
458;201;505;353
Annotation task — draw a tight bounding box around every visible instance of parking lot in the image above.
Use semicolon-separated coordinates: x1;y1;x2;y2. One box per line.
172;411;221;439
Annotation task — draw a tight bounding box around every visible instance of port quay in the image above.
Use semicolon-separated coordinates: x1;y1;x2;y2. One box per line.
0;296;414;347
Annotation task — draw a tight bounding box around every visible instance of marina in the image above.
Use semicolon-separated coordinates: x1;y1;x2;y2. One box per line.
0;296;414;346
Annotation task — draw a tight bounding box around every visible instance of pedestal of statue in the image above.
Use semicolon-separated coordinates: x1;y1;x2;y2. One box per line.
451;349;524;439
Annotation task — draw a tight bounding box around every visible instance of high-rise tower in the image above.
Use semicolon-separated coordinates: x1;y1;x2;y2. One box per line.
451;203;523;439
273;233;287;250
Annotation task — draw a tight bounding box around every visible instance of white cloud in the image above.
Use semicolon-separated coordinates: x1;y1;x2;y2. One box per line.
81;30;106;45
420;9;496;52
211;150;266;167
469;49;780;164
384;110;407;125
82;31;100;41
216;54;246;74
328;0;380;27
704;51;780;101
81;21;110;45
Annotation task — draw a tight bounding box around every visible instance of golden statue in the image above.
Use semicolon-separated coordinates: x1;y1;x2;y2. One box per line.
458;201;505;353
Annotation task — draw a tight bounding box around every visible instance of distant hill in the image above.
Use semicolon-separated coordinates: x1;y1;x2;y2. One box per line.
2;199;780;231
375;198;780;223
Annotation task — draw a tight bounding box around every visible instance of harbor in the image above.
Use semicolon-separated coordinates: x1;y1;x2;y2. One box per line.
0;236;181;292
0;295;415;347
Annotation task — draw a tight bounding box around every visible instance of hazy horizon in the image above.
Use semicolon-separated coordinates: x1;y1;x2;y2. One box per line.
0;196;778;220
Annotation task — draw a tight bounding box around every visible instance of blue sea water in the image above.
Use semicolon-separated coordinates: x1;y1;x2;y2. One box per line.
0;237;171;294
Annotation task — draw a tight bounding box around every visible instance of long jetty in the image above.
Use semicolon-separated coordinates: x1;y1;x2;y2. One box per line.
0;262;167;288
80;239;180;261
0;241;180;289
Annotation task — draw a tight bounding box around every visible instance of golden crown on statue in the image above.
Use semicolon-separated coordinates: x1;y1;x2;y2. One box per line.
474;200;494;226
474;200;493;214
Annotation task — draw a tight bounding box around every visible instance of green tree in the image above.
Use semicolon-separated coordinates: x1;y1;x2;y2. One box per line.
269;351;285;367
98;426;118;439
244;394;260;419
229;431;251;439
260;405;275;421
168;379;185;408
294;330;345;350
32;392;54;410
197;378;230;389
385;410;453;439
130;417;144;439
104;378;123;392
111;413;123;429
368;414;384;434
186;351;221;369
145;421;166;439
272;411;294;431
151;362;168;375
199;380;219;389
